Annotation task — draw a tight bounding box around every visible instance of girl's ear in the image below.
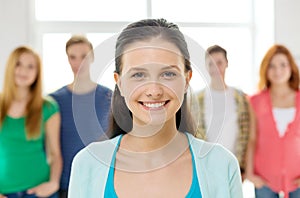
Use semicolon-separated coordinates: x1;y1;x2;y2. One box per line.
114;72;124;96
185;70;192;93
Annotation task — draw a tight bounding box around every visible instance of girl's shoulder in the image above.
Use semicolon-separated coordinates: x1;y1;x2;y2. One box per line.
250;89;268;99
73;135;122;165
188;134;239;167
43;95;58;106
42;96;59;119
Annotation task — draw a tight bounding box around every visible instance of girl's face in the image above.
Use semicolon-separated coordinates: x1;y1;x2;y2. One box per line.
67;43;93;77
14;52;38;88
267;53;292;86
115;39;191;127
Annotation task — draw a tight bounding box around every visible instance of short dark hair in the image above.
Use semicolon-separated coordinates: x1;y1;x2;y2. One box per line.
66;35;94;58
206;45;228;61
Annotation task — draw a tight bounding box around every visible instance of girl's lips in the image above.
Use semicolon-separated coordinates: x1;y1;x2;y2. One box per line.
139;100;170;110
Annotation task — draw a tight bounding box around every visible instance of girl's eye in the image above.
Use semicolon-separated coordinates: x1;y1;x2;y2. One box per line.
131;72;145;79
281;63;288;68
28;64;35;70
161;71;177;79
208;63;214;67
69;56;76;60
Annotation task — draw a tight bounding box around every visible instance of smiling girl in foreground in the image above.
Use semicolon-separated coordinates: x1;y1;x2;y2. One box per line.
68;18;243;198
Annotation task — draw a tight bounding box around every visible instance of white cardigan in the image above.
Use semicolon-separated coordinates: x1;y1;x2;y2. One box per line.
68;133;243;198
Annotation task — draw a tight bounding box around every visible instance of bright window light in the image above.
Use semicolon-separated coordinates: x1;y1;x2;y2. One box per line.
182;27;253;93
152;0;252;23
42;33;114;93
35;0;147;21
36;0;273;97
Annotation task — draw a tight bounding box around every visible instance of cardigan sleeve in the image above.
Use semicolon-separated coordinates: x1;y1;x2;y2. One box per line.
67;139;118;198
228;157;243;198
68;150;85;198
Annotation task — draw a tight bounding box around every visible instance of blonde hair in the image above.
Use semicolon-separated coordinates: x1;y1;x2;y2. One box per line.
258;44;300;91
0;46;43;139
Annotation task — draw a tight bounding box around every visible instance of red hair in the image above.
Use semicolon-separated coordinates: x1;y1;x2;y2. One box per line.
258;44;299;91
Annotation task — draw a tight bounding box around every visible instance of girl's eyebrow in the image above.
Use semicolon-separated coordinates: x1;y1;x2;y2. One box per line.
126;65;181;73
127;67;147;73
161;65;181;71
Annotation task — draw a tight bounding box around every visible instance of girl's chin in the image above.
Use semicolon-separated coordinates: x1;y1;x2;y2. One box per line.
138;115;167;126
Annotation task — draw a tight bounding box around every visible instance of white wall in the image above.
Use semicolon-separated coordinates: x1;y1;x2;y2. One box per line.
275;0;300;63
0;0;30;91
1;0;300;91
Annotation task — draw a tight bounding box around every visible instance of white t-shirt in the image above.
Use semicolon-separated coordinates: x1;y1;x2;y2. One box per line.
272;107;295;137
204;87;238;154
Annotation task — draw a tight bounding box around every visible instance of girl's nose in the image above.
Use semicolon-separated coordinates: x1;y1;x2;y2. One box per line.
144;83;163;98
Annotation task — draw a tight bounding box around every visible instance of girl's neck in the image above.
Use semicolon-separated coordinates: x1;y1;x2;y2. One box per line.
8;88;31;118
269;84;296;108
269;84;293;96
116;126;189;172
15;87;31;102
124;120;179;152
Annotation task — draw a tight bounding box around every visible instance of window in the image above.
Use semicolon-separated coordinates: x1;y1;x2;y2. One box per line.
42;33;114;92
35;0;147;21
152;0;252;23
182;27;252;91
33;0;274;95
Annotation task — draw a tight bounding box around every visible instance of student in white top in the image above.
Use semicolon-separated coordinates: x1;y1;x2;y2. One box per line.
196;45;251;179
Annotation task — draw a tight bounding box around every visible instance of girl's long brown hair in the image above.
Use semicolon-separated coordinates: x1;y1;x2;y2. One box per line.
0;46;43;139
108;19;196;138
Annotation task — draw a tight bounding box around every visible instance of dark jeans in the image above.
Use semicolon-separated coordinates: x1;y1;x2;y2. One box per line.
255;186;300;198
5;191;58;198
58;190;67;198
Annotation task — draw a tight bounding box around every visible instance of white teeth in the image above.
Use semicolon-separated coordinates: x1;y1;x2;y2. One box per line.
143;102;165;108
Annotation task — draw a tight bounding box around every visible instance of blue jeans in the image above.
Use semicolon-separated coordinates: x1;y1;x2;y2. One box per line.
4;191;58;198
255;186;300;198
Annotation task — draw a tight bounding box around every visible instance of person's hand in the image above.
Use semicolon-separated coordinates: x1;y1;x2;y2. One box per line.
241;172;246;182
0;194;7;198
294;177;300;187
247;174;267;188
27;181;59;197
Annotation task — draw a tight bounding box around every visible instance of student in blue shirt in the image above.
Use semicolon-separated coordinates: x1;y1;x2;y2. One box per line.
68;19;243;198
50;35;112;198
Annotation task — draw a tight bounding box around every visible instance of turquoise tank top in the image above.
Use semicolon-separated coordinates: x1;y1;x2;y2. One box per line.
104;134;202;198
